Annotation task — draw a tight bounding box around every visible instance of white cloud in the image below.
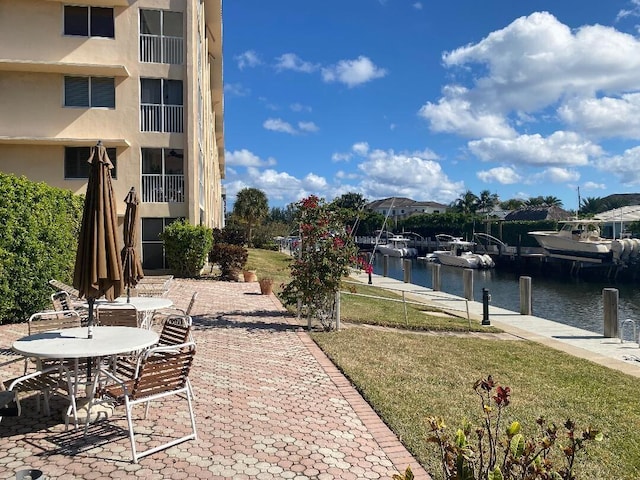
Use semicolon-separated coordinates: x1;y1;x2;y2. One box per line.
321;56;387;87
413;2;423;10
442;12;640;113
530;167;580;184
263;118;297;135
468;131;602;167
582;181;606;190
477;166;522;184
226;149;276;168
235;50;261;70
616;0;640;21
558;93;640;139
418;85;517;139
332;152;352;163
352;142;370;156
597;146;640;185
290;103;312;112
298;121;319;132
356;149;463;204
275;53;318;73
420;11;640;149
224;83;250;97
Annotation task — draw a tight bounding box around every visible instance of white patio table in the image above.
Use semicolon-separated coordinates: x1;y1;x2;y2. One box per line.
13;326;159;424
86;297;174;329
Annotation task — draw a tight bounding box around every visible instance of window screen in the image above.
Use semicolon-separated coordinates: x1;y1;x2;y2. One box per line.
64;6;113;37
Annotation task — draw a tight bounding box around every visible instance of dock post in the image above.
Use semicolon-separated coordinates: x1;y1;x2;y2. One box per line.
403;259;412;283
463;269;473;300
482;288;491;325
432;263;441;291
603;288;619;338
383;255;389;277
519;276;532;315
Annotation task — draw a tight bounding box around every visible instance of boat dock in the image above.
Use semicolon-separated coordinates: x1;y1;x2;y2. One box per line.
350;269;640;378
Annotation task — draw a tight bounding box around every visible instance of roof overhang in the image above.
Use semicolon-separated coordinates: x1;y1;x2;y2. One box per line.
0;59;130;77
45;0;130;6
0;136;130;148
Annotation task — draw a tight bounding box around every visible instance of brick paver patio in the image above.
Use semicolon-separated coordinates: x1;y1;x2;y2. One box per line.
0;278;429;479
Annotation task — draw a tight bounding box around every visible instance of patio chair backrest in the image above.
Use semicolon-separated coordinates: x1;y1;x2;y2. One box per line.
185;292;198;316
48;279;80;299
28;310;81;335
51;291;73;312
158;315;192;347
131;342;195;401
97;306;139;328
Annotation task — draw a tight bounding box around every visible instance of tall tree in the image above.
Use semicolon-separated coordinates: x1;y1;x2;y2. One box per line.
451;190;479;215
232;187;269;247
524;196;545;207
332;192;367;211
478;190;499;216
500;198;525;210
542;196;563;207
580;197;605;215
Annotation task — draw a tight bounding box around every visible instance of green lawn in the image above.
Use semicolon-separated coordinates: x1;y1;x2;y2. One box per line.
248;248;640;479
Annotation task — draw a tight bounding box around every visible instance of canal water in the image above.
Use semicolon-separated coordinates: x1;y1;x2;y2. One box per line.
371;255;640;336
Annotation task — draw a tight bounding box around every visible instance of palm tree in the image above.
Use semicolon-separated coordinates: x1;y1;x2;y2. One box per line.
542;196;563;208
500;198;525;210
452;190;479;215
580;197;605;216
232;187;269;247
524;196;545;207
478;190;499;216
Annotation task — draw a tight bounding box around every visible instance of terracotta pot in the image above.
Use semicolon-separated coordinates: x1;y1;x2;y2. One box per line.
259;278;274;295
243;270;258;282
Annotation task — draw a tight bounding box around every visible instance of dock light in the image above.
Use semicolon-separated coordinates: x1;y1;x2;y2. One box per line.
482;288;491;325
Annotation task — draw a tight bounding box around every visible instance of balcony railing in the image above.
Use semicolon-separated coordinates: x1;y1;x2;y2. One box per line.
140;104;183;133
142;174;185;203
140;34;183;64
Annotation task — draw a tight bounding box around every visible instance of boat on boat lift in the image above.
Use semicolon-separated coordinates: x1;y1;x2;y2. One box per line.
432;234;495;269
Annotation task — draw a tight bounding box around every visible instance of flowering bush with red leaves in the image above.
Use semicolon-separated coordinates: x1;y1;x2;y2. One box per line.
280;195;357;330
417;375;603;480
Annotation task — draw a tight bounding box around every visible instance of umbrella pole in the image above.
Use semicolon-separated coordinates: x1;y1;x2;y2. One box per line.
87;297;95;385
127;286;130;303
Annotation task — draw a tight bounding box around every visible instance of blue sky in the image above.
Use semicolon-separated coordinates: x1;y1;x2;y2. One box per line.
222;0;640;211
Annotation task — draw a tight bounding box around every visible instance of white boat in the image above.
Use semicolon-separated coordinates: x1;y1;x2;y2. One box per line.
432;234;495;269
528;220;616;263
375;235;418;258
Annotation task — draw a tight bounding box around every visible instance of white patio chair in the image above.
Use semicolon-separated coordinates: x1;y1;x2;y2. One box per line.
87;342;197;463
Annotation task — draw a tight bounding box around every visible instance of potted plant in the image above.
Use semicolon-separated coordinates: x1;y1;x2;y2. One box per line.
258;277;274;295
243;269;258;282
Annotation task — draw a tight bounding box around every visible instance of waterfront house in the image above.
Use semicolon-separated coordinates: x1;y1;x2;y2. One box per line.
0;0;225;270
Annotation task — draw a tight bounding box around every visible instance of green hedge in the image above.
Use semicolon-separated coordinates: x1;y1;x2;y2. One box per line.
160;220;213;277
0;173;83;322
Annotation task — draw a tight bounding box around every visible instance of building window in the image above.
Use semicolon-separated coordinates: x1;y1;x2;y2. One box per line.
139;9;183;64
141;148;184;203
64;6;114;38
142;217;178;269
64;76;115;108
140;78;183;132
64;146;117;179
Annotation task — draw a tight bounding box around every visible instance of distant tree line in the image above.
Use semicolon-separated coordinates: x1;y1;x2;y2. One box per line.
223;188;640;249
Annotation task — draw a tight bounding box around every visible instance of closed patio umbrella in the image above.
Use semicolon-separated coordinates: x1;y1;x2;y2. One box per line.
121;187;144;302
73;141;124;339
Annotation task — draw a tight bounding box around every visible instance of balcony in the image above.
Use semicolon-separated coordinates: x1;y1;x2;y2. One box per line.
142;174;184;203
140;35;183;64
140;104;183;133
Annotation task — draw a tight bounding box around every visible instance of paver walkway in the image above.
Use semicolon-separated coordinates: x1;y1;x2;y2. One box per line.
0;279;429;480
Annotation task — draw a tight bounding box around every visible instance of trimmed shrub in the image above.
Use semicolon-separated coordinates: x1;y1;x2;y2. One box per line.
209;243;248;280
0;173;83;323
160;220;213;278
